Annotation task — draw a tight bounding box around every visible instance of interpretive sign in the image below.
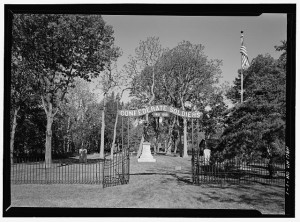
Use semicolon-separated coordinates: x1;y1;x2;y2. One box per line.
118;105;202;118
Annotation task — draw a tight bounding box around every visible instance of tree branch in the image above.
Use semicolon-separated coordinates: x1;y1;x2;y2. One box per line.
148;66;155;106
41;95;48;113
53;107;59;117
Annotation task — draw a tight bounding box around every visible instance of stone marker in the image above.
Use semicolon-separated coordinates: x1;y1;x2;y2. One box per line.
79;148;87;163
138;142;156;162
203;148;211;165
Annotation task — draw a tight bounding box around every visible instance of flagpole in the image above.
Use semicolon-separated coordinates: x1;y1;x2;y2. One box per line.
240;31;244;103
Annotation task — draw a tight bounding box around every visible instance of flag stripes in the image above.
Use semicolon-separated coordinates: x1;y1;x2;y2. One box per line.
240;45;250;69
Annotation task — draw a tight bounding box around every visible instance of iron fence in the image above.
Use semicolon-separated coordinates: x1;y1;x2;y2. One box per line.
191;149;285;186
11;157;103;184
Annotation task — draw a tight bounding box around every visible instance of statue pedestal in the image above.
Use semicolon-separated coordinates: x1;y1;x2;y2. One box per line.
138;142;156;162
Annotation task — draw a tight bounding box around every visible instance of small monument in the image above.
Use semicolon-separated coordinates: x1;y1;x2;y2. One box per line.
203;147;211;165
79;148;87;163
138;121;156;162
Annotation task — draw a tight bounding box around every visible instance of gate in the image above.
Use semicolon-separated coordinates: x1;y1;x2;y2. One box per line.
103;146;130;188
102;105;132;188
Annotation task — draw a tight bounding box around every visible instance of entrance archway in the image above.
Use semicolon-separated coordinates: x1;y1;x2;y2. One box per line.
118;104;203;159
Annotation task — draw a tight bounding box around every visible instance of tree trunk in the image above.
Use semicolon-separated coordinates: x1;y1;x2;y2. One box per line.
173;131;180;154
66;116;71;152
152;137;157;154
100;95;106;159
41;96;57;167
10;106;20;164
152;118;159;154
45;111;54;167
137;136;144;158
166;117;176;154
110;105;119;158
100;108;105;159
173;138;179;154
183;118;188;158
63;137;66;153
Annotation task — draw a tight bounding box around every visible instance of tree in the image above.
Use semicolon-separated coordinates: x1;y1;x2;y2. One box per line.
12;14;120;164
102;91;119;156
154;41;222;157
109;88;133;158
125;37;163;157
218;43;286;176
10;49;37;163
200;90;227;139
14;103;46;158
60;78;99;154
275;40;287;69
129;66;161;153
95;63;124;158
126;37;162;109
128;41;223;157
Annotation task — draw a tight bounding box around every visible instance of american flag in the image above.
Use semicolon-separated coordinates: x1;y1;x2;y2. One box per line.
240;34;250;69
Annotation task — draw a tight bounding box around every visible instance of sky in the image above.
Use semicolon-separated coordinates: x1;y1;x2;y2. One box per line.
90;13;286;103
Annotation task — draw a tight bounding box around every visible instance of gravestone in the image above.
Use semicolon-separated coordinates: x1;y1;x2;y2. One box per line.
79;148;87;163
203;148;211;165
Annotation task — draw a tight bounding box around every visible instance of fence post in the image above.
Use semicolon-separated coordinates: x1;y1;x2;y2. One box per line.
44;159;47;184
191;148;194;183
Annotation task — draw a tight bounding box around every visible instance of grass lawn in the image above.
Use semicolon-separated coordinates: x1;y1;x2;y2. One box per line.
11;154;285;214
